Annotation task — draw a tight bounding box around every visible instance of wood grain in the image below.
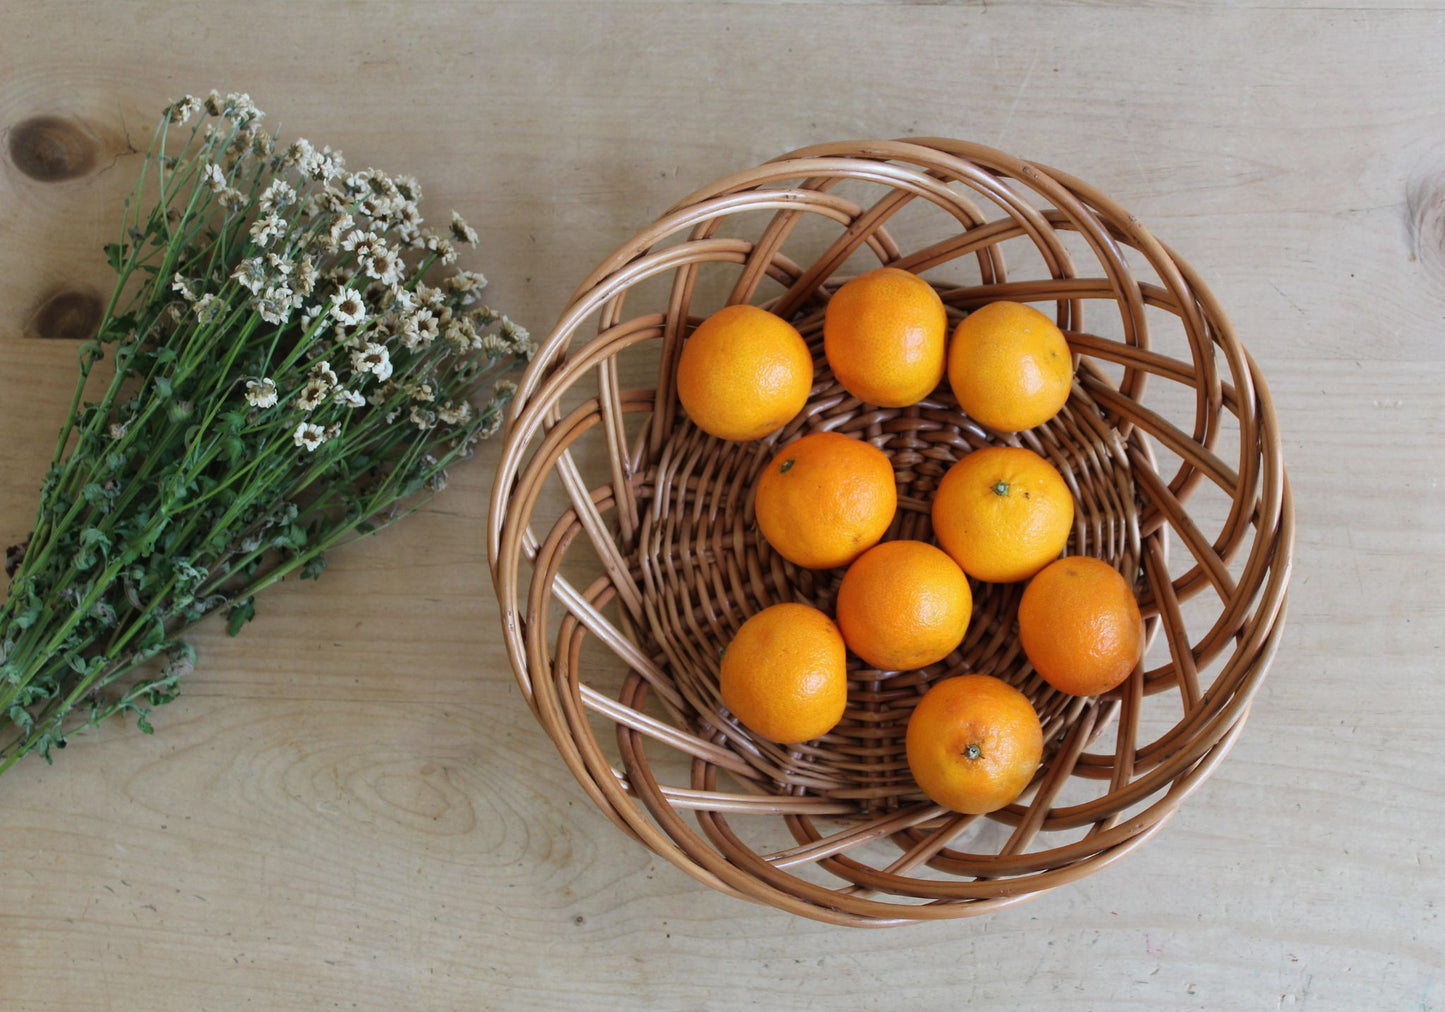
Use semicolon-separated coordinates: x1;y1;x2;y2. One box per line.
1;1;1442;1008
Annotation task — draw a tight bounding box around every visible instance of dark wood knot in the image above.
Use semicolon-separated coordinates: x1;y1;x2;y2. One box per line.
28;288;103;340
1407;171;1445;287
7;115;100;182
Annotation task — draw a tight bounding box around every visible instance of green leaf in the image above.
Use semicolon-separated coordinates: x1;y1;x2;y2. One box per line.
226;598;255;637
14;596;43;631
300;553;327;580
65;653;105;677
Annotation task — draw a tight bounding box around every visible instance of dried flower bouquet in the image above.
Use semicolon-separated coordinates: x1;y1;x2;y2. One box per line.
0;92;533;771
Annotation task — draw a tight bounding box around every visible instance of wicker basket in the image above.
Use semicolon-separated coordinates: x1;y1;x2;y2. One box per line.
488;139;1293;927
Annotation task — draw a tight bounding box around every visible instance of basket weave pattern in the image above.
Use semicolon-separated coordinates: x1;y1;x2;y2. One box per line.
489;139;1293;926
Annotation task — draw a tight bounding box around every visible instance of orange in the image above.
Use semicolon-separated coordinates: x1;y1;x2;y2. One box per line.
1018;555;1143;696
823;267;947;408
676;303;813;442
719;602;848;744
754;431;897;570
931;445;1074;583
947;301;1073;432
835;540;972;672
905;674;1043;815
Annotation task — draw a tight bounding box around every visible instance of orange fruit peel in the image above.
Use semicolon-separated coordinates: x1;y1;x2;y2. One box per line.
835;540;972;671
1018;555;1144;696
676;303;813;442
719;602;848;744
823;267;947;408
931;445;1074;583
754;431;897;570
947;300;1073;432
905;674;1044;815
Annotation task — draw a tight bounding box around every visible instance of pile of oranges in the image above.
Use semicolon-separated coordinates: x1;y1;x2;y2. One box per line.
676;267;1143;817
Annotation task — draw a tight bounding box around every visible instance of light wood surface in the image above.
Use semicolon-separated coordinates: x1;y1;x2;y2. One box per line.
1;2;1441;1008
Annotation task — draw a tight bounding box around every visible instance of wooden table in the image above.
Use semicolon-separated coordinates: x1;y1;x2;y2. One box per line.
2;2;1440;1007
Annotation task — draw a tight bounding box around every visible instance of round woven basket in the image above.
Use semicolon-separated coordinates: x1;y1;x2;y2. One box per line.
488;138;1294;927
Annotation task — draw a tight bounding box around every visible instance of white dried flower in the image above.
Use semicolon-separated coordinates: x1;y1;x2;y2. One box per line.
358;193;392;221
248;128;274;158
401;309;438;351
281;138;314;168
308;145;345;181
109;420;130;441
203;162;227;192
406;382;435;403
220;91;262;124
298;146;324;178
232;257;267;294
444;317;480;352
245;378;278;409
501;318;536;360
295;256;318;296
328;290;367;327
427;463;448;492
218;187;248;212
259;179;295;212
334;389;365;408
343;169;371;195
414;282;446;311
479;333;510;358
250;212;285;247
450;211;479;247
364;247;402;286
445;270;487;295
256;283;295;325
266;252;294;277
342;229;385;261
385;286;414;315
171;274;198;302
437;401;472;426
499;318;531;346
311;361;338;387
296;377;330;412
351;341;392;381
409;405;437;430
194;293;222;323
292;421;326;452
393;174;420;202
168;95;203;124
493;379;518;401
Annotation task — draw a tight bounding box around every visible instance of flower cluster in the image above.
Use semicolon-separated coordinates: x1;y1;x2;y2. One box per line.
0;92;533;771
